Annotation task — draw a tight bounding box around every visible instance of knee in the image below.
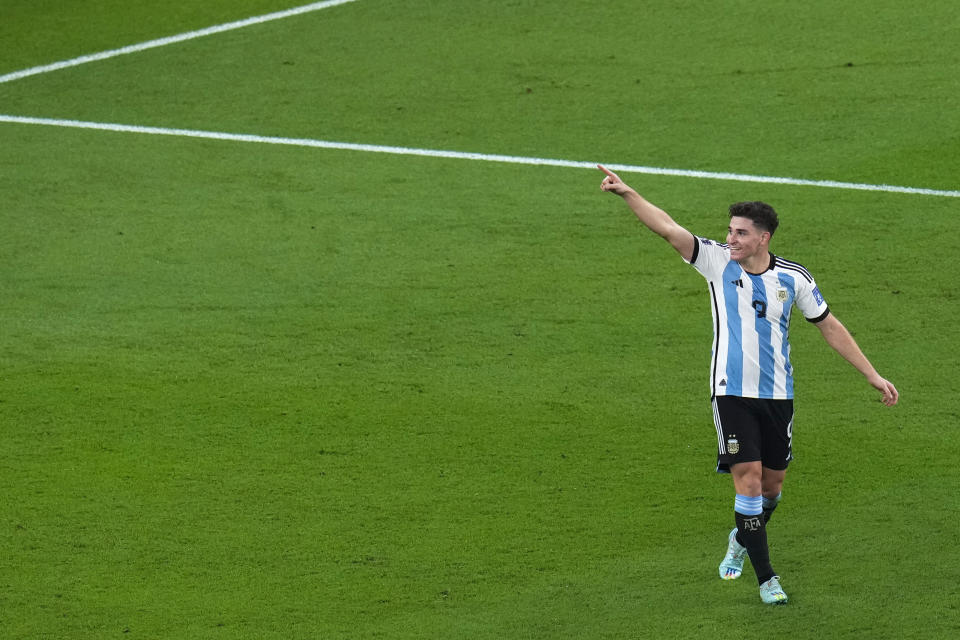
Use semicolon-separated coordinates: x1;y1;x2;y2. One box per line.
732;463;763;496
739;478;762;496
761;473;785;498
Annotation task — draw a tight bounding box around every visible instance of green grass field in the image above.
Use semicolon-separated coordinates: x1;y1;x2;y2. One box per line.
2;1;959;637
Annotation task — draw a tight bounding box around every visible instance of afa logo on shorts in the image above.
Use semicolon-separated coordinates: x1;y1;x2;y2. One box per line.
727;438;740;454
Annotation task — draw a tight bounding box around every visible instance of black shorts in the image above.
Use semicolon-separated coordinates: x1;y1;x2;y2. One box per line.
712;396;794;473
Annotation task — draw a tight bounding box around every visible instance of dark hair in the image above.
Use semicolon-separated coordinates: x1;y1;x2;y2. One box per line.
729;201;779;236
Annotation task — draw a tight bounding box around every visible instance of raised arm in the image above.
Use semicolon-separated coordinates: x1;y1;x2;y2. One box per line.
814;312;899;406
598;164;695;261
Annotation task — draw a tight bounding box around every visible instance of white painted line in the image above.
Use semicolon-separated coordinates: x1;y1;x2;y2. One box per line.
2;114;958;198
0;0;358;85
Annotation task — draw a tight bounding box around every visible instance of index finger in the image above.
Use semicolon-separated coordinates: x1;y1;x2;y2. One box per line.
597;164;619;179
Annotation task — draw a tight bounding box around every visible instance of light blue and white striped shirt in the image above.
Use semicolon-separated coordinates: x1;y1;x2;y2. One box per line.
688;236;829;399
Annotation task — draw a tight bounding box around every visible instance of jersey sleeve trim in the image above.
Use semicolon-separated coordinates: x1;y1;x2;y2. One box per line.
688;232;701;265
806;307;831;323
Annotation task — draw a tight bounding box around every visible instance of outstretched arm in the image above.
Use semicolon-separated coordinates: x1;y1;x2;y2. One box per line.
598;165;695;261
815;312;899;406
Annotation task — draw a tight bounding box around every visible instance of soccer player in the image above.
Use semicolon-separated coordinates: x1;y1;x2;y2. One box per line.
597;165;898;605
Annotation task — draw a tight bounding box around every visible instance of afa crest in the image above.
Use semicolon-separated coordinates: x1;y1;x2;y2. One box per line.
727;438;740;454
776;288;789;303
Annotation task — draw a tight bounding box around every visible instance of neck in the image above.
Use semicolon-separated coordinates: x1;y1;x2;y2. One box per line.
738;251;771;274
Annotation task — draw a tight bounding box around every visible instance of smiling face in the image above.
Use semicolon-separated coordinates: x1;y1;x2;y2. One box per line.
727;215;771;271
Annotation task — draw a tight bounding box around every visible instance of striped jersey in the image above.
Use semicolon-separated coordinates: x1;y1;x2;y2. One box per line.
686;235;830;399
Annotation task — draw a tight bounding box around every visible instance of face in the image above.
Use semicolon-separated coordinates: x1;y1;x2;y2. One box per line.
726;216;770;264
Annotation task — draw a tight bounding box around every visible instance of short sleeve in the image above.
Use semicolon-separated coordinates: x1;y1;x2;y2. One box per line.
795;277;830;322
686;235;730;280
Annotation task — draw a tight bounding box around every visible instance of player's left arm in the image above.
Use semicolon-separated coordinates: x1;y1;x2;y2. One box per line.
814;312;899;406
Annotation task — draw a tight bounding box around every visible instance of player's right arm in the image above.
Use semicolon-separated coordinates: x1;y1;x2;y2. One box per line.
598;165;695;262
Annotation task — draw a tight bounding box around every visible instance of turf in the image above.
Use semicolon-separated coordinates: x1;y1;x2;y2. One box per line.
1;1;958;638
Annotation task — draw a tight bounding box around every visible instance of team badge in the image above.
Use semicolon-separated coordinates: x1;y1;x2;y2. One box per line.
776;288;788;303
727;438;740;454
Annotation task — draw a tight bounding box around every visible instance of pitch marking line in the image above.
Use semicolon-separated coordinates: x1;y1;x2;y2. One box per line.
0;0;358;85
2;114;958;198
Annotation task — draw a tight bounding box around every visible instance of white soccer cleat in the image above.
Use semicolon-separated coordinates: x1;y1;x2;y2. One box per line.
759;575;788;604
718;527;748;580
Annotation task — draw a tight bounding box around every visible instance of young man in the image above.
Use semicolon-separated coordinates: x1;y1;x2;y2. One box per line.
597;165;898;605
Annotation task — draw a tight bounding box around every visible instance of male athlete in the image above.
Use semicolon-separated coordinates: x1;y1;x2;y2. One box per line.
597;165;898;605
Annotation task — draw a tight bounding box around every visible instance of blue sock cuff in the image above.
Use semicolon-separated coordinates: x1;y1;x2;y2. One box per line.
762;493;782;510
734;494;763;516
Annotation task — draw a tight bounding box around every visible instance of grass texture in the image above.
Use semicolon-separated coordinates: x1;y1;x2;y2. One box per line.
1;1;958;638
